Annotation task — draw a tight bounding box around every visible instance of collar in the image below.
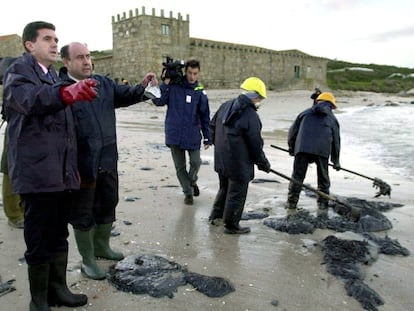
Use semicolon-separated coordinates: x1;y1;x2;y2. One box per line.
67;72;80;82
37;62;49;74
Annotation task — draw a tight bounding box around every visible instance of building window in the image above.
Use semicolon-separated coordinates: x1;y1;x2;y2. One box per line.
161;24;170;36
294;65;300;79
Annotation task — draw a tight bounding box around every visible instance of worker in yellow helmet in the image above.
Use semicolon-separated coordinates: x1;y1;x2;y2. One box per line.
286;92;340;217
208;77;271;234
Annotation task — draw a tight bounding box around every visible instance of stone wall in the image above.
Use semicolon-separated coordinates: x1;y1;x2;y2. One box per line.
0;7;327;90
92;7;327;90
0;35;23;57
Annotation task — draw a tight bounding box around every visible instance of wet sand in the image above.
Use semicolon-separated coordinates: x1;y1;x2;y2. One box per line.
1;90;413;310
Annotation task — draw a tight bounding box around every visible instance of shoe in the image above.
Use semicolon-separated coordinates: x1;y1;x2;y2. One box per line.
284;202;297;210
224;226;250;234
317;208;328;219
192;184;200;197
8;219;24;229
184;195;194;205
286;208;297;216
209;217;223;226
317;201;329;210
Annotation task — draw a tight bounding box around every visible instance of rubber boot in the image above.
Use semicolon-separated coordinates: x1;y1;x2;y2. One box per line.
334;204;361;222
208;209;224;226
48;252;88;307
94;223;124;260
223;203;250;234
317;201;329;219
28;264;51;311
209;205;224;226
285;192;299;210
74;229;106;280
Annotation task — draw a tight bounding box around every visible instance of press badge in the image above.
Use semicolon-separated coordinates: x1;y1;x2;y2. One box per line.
186;95;191;104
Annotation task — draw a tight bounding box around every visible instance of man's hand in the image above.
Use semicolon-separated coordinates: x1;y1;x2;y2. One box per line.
60;78;97;105
333;162;341;171
258;161;271;173
203;139;211;150
142;73;158;87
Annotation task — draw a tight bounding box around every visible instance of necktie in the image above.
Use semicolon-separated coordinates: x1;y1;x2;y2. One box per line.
46;71;55;83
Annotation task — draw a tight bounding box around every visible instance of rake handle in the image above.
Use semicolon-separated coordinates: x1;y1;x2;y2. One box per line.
270;144;375;181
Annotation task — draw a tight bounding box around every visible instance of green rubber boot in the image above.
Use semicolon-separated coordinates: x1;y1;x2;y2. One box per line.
93;223;124;261
73;229;106;280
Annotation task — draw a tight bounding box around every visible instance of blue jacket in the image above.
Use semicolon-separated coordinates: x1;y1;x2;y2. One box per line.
288;101;341;165
211;94;270;183
3;53;79;193
59;68;148;182
154;79;211;150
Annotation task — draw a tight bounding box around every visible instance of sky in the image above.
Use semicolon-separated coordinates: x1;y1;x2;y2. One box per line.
1;0;414;68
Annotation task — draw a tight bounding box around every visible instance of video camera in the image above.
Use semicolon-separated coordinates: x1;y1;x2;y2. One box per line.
161;56;185;84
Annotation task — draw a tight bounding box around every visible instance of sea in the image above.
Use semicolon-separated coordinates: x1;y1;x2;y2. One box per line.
262;95;414;183
336;101;414;181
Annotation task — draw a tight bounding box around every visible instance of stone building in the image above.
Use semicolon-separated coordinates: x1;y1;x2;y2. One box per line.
0;34;23;57
0;7;328;90
94;6;328;90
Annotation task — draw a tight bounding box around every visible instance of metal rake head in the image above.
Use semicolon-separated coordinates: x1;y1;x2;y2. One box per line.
373;178;392;197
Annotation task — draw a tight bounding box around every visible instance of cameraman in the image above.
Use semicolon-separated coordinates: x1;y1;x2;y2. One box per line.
153;59;211;205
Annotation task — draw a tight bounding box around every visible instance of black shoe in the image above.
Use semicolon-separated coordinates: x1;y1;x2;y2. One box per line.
284;202;297;210
192;184;200;197
317;208;329;219
184;195;194;205
224;226;250;234
208;217;223;226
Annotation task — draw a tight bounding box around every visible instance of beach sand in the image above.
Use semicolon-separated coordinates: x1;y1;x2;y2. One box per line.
0;90;413;311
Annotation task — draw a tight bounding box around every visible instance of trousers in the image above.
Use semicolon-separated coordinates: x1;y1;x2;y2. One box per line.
21;192;70;265
69;170;119;230
170;145;201;195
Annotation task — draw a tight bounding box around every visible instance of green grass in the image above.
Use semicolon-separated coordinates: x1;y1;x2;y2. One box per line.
327;60;414;93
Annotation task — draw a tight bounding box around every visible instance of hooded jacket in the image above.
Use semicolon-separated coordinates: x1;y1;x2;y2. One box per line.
211;94;270;183
2;53;79;193
59;68;147;182
288;101;340;164
154;79;211;150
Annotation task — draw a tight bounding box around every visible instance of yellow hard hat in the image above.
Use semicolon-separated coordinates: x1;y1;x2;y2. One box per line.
240;77;267;99
316;92;337;108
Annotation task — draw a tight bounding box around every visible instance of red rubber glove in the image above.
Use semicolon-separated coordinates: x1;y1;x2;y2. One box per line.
60;78;98;105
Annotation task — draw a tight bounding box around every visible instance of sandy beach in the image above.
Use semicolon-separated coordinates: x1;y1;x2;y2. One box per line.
1;90;413;311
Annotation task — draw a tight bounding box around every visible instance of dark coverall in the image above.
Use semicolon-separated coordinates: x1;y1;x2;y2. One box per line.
209;94;270;230
287;101;341;208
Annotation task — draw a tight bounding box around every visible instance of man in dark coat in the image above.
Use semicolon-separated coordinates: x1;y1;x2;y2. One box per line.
3;21;97;310
310;87;322;105
153;59;211;205
208;77;271;234
59;42;157;280
286;92;341;215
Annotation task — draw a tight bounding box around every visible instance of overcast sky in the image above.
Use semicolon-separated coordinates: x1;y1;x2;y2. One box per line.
2;0;414;68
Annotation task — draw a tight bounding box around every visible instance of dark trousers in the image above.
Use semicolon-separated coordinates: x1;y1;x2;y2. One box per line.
69;171;119;231
210;174;249;229
288;153;330;203
21;192;70;265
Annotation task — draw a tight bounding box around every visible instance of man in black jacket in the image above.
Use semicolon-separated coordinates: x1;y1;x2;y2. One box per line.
208;77;271;234
286;92;341;215
59;42;157;280
3;21;97;310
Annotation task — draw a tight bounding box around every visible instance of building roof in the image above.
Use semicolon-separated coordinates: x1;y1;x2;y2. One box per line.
0;34;20;42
